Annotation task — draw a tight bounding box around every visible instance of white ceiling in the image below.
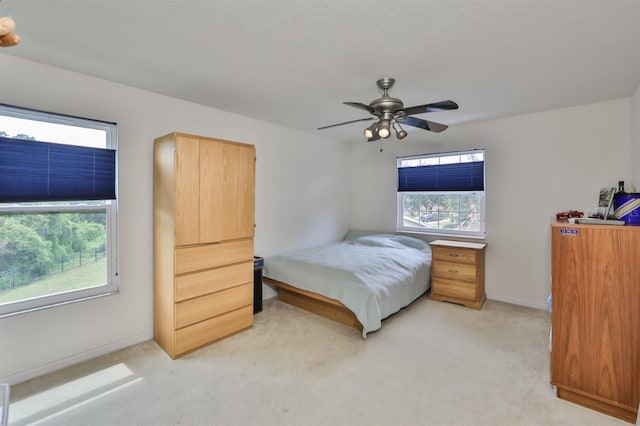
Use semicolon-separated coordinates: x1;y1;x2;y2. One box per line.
3;0;640;143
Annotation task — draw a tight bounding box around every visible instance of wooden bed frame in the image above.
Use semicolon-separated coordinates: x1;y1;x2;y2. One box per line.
263;277;363;332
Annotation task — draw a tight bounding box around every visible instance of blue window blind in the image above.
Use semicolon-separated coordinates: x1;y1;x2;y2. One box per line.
398;160;484;192
0;136;116;202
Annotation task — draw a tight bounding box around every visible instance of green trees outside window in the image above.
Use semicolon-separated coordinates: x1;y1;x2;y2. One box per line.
401;193;482;231
0;211;107;302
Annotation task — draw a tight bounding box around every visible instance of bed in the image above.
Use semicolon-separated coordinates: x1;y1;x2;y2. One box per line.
263;231;432;337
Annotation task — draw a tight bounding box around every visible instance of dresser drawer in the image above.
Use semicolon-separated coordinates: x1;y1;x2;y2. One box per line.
175;239;253;274
175;261;253;302
432;247;477;264
432;260;477;283
175;305;253;356
432;278;476;300
175;283;253;329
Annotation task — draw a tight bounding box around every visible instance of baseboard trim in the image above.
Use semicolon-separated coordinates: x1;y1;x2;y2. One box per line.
2;331;153;385
487;295;548;311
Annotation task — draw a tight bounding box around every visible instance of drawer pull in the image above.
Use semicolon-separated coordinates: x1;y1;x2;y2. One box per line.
448;253;459;257
448;269;458;273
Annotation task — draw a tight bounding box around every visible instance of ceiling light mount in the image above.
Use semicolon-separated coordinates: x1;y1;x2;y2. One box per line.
370;78;404;115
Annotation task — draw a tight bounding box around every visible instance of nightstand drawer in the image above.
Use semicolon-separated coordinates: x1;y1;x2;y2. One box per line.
432;278;476;300
432;247;477;264
432;260;477;283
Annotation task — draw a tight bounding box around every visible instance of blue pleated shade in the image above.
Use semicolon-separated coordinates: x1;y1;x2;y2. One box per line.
398;161;484;192
0;136;116;202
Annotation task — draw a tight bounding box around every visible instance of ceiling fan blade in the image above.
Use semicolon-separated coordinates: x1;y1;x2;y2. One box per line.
317;117;374;130
343;102;375;115
401;116;449;133
403;100;459;116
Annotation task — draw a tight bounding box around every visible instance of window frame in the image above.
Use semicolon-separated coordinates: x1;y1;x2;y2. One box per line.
396;149;486;239
0;104;119;317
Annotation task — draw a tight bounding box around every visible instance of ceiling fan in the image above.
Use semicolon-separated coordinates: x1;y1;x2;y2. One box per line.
318;77;458;141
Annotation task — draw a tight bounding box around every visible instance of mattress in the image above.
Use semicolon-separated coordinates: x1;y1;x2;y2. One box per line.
263;232;432;337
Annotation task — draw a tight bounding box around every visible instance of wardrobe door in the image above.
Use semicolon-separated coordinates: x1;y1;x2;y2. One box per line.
221;143;255;241
174;136;200;246
198;140;224;244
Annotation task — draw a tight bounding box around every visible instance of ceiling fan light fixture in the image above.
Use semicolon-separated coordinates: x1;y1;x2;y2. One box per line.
392;121;407;140
364;122;378;139
378;120;391;138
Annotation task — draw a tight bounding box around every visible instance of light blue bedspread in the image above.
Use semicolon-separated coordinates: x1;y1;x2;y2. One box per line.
263;233;432;337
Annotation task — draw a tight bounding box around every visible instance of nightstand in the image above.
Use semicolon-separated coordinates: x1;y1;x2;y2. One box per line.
429;240;487;309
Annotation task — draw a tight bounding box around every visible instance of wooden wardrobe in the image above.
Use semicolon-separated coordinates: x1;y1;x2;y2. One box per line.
550;222;640;423
153;132;255;358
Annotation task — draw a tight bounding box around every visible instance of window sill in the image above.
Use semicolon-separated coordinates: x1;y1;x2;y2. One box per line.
0;290;119;319
397;229;486;240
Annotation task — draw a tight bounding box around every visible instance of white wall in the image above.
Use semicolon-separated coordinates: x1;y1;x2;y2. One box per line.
0;54;352;384
350;99;631;309
631;84;640;188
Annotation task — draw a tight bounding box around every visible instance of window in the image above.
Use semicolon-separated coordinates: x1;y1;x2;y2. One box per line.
0;104;118;317
397;149;485;238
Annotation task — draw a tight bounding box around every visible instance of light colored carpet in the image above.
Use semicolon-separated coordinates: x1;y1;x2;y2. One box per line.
8;297;626;425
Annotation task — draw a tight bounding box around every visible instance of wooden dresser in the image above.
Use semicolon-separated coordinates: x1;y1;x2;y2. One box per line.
551;222;640;423
429;240;486;309
153;132;255;359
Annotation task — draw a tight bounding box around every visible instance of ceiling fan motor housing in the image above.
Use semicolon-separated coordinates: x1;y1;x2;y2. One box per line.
369;96;404;116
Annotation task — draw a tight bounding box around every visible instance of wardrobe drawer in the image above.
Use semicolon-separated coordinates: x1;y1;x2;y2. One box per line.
432;260;477;283
175;305;253;356
432;247;477;264
175;261;252;302
175;283;252;329
175;239;253;274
